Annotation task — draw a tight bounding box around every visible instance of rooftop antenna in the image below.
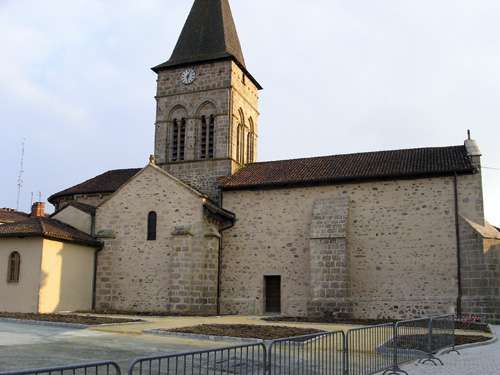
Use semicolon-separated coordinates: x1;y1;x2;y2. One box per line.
16;139;26;211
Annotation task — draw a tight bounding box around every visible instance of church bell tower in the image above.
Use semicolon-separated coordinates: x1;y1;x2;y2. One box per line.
153;0;262;202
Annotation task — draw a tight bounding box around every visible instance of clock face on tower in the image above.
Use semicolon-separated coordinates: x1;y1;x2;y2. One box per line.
181;68;196;85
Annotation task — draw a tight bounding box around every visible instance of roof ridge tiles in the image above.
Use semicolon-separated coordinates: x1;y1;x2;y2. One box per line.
249;145;466;166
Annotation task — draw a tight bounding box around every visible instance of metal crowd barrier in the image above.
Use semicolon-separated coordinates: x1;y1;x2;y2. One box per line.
128;342;267;375
394;317;431;365
0;361;122;375
430;315;458;356
1;315;459;375
267;331;345;375
416;314;457;365
345;323;395;375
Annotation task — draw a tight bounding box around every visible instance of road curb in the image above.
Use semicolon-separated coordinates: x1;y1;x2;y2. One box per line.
0;317;89;329
437;325;497;354
0;317;144;330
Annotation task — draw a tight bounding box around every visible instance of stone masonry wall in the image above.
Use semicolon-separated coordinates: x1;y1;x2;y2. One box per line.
308;197;351;318
458;171;500;322
221;176;468;319
163;160;233;203
94;165;219;314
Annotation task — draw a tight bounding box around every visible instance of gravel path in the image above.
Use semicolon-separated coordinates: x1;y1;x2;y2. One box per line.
402;325;499;375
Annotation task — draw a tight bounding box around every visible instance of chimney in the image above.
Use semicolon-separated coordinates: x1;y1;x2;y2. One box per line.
31;202;45;217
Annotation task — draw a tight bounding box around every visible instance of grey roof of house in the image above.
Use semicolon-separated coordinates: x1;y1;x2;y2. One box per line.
152;0;262;89
48;168;141;204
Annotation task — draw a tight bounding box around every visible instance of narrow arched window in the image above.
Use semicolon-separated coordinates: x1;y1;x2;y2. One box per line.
179;119;186;161
7;252;20;283
236;109;246;164
171;118;186;162
246;132;253;163
172;120;179;161
200;115;207;159
239;124;245;163
200;115;215;160
147;212;157;241
208;115;215;159
236;124;242;163
246;119;255;163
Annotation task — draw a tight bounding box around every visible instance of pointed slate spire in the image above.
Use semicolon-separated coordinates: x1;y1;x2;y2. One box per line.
154;0;246;71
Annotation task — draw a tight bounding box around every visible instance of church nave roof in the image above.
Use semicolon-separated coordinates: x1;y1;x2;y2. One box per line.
220;145;475;190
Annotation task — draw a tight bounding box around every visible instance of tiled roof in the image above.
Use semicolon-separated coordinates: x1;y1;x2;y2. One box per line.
0;209;29;224
0;217;101;247
48;168;141;204
221;145;475;190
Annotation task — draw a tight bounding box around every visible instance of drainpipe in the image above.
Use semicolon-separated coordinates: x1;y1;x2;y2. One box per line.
90;211;102;311
453;173;463;318
91;246;103;311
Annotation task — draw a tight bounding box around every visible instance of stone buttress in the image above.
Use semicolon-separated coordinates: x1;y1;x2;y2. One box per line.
308;196;352;318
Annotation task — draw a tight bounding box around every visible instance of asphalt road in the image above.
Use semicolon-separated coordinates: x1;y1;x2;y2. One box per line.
0;321;223;372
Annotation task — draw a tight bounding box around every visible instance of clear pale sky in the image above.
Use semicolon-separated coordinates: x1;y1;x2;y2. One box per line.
1;0;499;224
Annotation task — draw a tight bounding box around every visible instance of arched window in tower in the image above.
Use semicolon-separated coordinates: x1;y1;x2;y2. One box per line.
171;118;187;162
236;109;245;164
147;211;157;241
200;115;207;159
236;124;245;164
7;251;21;283
172;119;179;161
247;119;255;163
200;115;215;160
179;118;186;161
208;115;215;159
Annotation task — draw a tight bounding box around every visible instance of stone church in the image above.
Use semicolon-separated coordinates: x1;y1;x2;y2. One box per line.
5;0;499;321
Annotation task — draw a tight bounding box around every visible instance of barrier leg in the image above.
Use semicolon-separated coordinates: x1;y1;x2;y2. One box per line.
382;324;409;375
417;318;444;366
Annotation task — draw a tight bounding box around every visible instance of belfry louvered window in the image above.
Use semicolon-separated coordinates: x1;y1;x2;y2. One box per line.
171;118;187;162
200;115;215;159
247;119;255;163
7;251;20;283
236;124;245;164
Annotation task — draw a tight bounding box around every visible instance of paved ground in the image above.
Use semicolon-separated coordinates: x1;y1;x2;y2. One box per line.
0;315;356;372
402;325;500;375
88;315;358;335
0;316;495;374
0;321;227;371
